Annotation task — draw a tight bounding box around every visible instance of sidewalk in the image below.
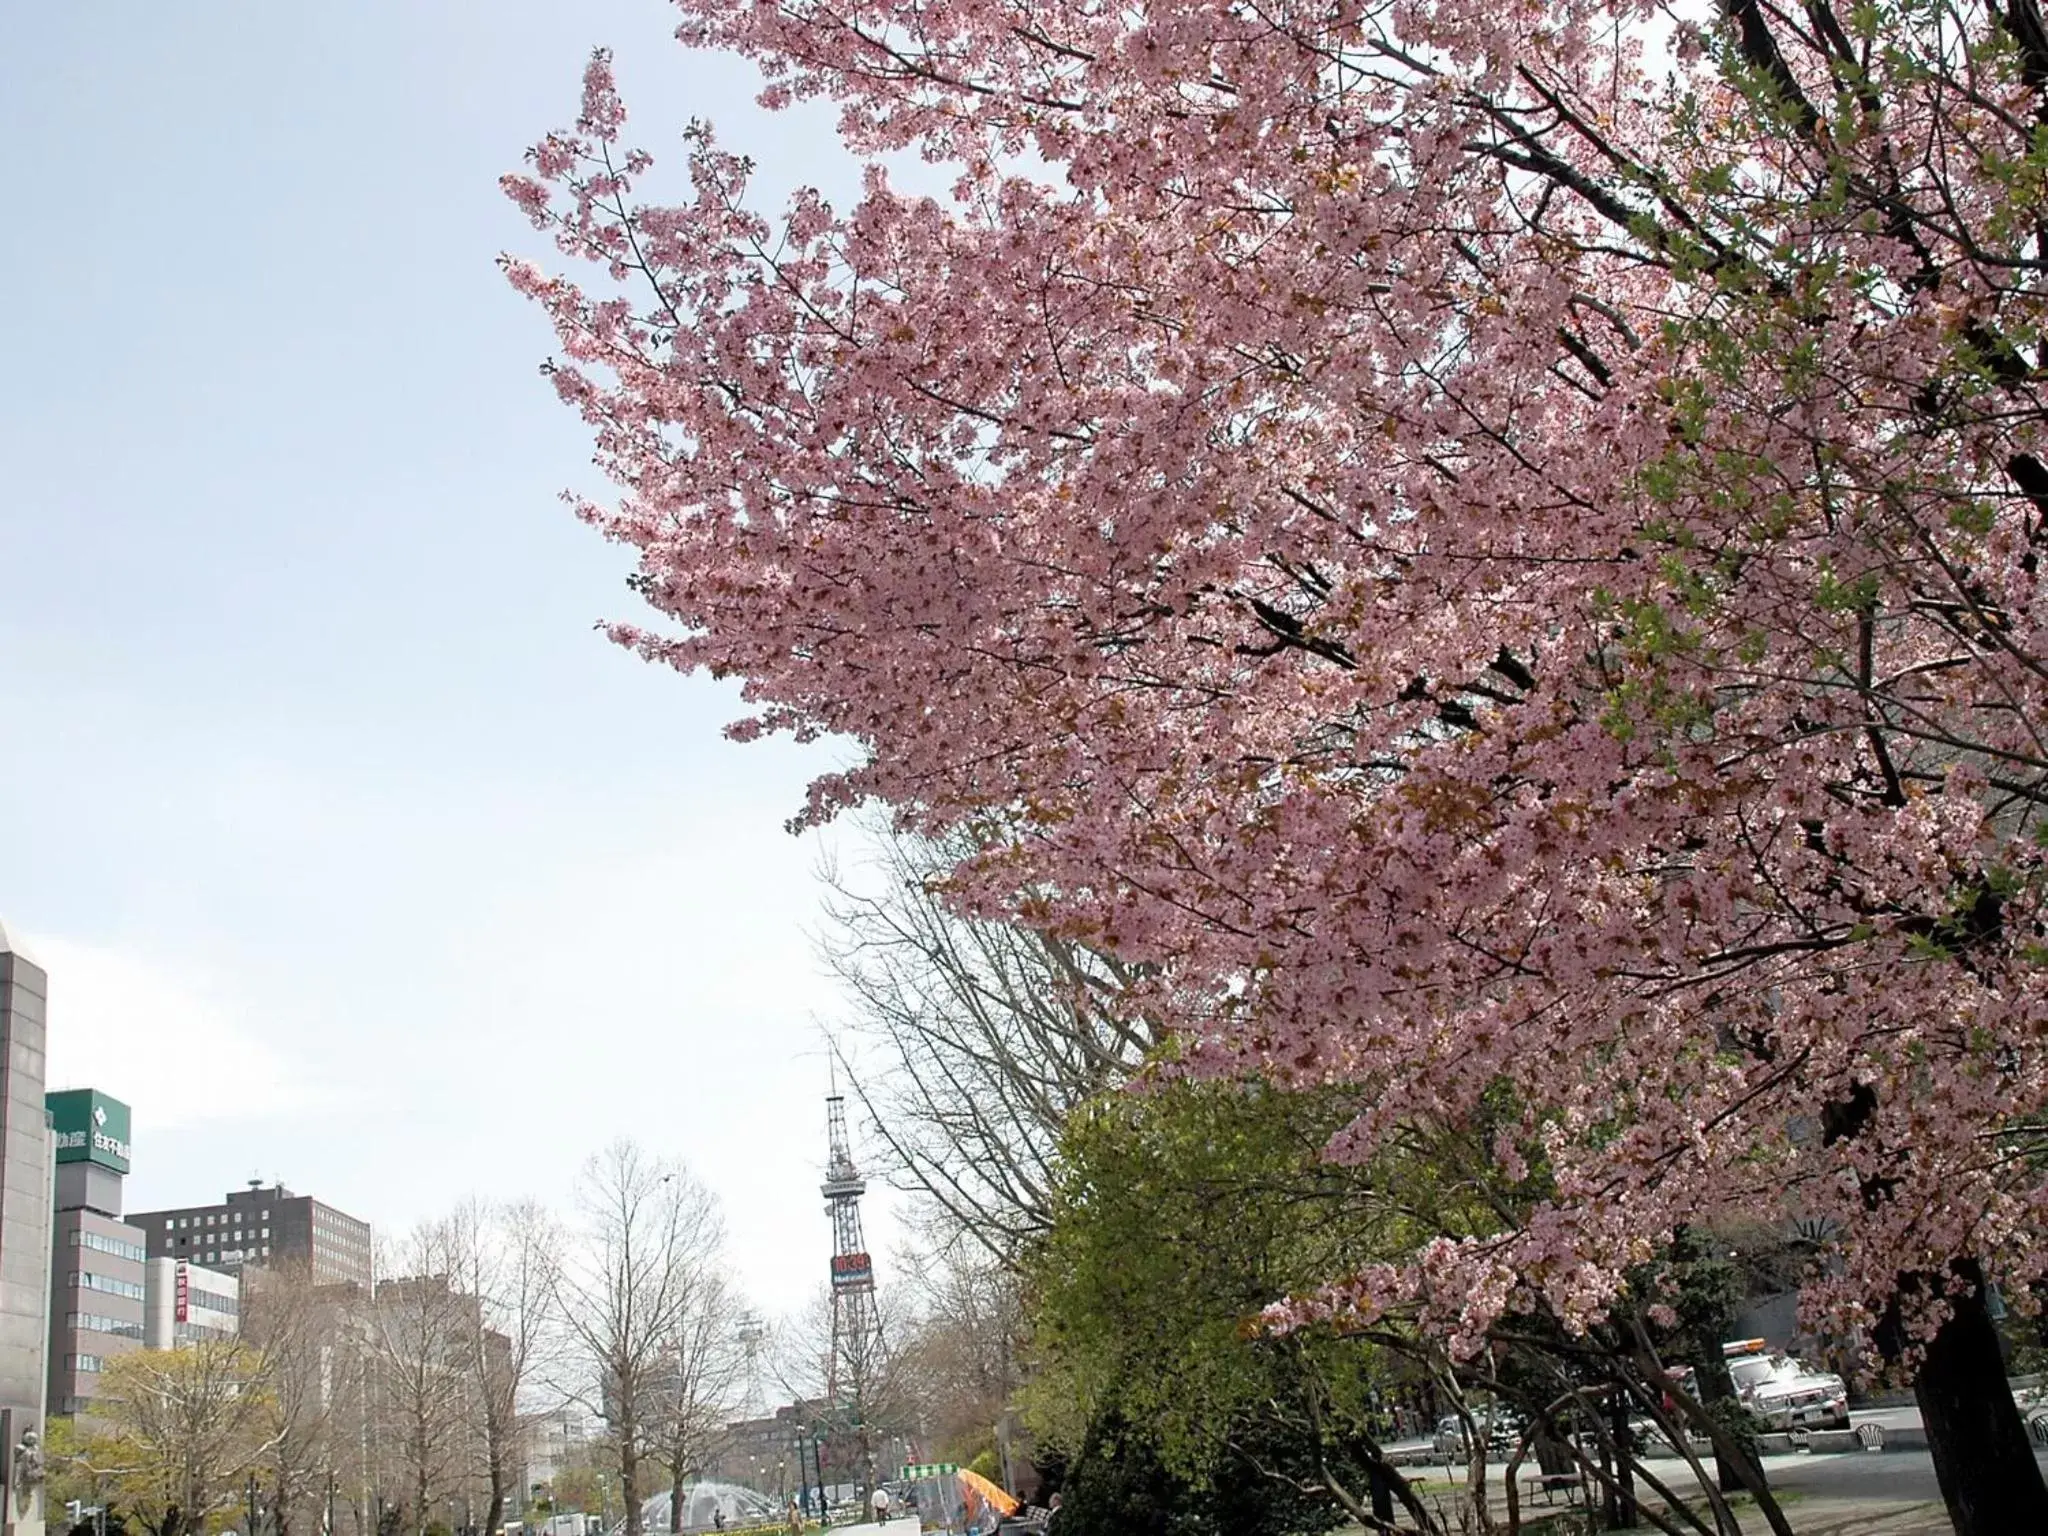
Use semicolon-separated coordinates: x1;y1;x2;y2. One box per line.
1381;1452;1970;1534
1760;1498;1951;1535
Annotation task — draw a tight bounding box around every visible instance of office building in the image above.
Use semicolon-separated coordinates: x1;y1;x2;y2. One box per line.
45;1089;145;1416
141;1259;238;1349
0;921;52;1534
523;1406;591;1493
715;1407;808;1499
131;1181;372;1288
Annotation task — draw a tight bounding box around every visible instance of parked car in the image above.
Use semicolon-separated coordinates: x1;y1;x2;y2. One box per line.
1724;1340;1850;1431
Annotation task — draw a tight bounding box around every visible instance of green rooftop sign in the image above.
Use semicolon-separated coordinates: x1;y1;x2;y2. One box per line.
46;1089;131;1174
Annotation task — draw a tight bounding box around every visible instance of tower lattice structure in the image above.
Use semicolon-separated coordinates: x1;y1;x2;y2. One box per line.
821;1092;884;1423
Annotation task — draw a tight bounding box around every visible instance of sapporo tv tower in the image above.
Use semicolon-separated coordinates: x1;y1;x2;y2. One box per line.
822;1089;884;1421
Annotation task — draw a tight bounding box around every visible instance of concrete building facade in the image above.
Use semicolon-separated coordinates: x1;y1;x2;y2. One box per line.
45;1090;145;1417
141;1258;239;1349
131;1182;371;1288
0;922;51;1536
522;1406;592;1494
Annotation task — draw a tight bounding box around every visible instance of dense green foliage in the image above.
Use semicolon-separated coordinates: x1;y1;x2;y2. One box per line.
1025;1082;1415;1534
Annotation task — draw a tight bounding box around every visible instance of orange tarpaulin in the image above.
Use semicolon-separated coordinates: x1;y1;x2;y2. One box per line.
957;1469;1019;1518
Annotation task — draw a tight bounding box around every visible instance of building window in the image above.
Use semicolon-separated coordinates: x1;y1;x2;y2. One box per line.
66;1313;144;1340
260;1209;270;1220
261;1228;269;1239
72;1231;147;1263
71;1271;146;1301
67;1354;103;1374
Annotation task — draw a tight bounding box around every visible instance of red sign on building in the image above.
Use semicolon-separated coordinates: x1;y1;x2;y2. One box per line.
174;1261;190;1323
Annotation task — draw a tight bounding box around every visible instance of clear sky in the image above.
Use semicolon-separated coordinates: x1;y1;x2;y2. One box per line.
0;1;901;1322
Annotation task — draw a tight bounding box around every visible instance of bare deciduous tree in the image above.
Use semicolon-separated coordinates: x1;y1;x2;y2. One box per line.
241;1261;360;1536
370;1224;475;1536
651;1270;745;1533
449;1199;559;1536
551;1143;723;1536
894;1251;1025;1471
822;828;1153;1260
775;1286;915;1508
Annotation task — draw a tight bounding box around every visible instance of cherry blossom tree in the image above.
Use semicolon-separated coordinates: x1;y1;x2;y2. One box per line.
505;1;2048;1526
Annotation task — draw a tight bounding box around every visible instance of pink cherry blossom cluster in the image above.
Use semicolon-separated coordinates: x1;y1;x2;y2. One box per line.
503;1;2048;1348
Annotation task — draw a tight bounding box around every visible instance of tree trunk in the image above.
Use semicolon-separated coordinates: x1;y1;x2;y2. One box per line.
620;1434;640;1536
1605;1389;1638;1528
668;1463;684;1535
1671;1224;1767;1498
482;1436;507;1536
1689;1346;1763;1495
1900;1263;2048;1535
1367;1462;1394;1524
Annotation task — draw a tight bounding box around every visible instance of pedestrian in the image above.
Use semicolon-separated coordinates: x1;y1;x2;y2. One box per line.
786;1497;802;1535
1044;1492;1061;1532
869;1486;889;1524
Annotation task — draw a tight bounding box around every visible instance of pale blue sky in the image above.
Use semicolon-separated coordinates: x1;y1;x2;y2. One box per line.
1;2;897;1318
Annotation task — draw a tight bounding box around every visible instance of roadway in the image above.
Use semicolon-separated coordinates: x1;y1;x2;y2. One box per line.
1642;1441;2048;1507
